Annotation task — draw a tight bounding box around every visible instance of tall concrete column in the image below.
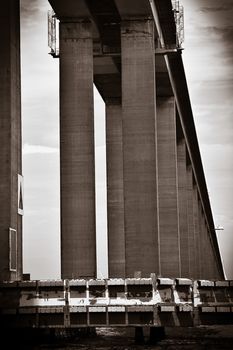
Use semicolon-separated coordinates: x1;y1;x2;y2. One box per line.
59;20;96;279
186;165;196;278
106;102;125;277
208;232;218;279
177;139;189;277
157;97;181;277
204;228;213;279
193;185;201;278
0;0;22;281
199;206;204;279
121;19;159;277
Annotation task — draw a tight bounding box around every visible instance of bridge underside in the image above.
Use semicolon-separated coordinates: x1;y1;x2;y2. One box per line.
48;0;224;280
0;0;224;282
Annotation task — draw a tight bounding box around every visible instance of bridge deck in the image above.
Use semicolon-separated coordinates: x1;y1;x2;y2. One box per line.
1;278;233;328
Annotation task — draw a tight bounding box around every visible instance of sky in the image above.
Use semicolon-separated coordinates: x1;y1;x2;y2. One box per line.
20;0;233;280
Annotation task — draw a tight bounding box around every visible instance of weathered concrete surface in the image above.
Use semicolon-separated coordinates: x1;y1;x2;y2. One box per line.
106;103;125;278
165;54;224;279
59;21;96;279
186;165;196;278
157;97;180;278
177;138;190;277
49;0;90;18
121;19;159;277
199;202;205;279
193;185;201;279
0;0;22;281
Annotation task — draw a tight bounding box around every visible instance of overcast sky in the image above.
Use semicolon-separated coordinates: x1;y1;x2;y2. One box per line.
20;0;233;280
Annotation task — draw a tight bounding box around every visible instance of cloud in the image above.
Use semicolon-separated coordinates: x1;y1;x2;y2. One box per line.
23;143;59;155
202;25;233;46
21;0;49;19
21;0;40;14
199;4;233;13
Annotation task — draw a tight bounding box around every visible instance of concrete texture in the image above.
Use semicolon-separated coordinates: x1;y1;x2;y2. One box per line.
186;165;196;278
157;97;181;278
177;138;190;277
199;201;206;279
106;104;125;278
121;19;159;277
166;53;224;279
59;21;96;279
193;185;201;279
0;0;22;281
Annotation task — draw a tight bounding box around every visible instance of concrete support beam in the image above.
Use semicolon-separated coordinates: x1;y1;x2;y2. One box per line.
177;139;189;277
157;97;181;277
59;21;96;279
121;19;159;277
0;0;22;281
186;165;196;278
106;103;125;278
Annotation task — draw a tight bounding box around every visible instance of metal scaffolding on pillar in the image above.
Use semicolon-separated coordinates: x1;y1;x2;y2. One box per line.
172;0;184;49
48;10;59;58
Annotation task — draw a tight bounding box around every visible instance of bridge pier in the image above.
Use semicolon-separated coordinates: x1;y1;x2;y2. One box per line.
186;164;196;278
0;0;22;281
193;184;201;279
106;103;125;278
177;136;190;277
157;96;181;277
59;20;96;279
121;18;159;277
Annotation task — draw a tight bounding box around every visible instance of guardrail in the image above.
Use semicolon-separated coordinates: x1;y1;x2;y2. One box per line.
1;278;233;328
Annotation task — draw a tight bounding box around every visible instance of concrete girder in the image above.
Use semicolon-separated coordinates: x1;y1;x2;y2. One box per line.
48;0;91;19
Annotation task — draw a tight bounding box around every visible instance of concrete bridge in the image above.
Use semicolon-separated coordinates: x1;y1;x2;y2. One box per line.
0;0;224;286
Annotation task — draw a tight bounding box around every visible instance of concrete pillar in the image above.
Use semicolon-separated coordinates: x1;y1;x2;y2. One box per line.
208;232;218;279
59;21;96;279
204;228;213;279
186;165;196;278
106;103;125;277
177;139;190;277
157;97;181;277
0;0;22;281
203;227;210;279
193;185;201;278
199;206;205;279
121;19;159;277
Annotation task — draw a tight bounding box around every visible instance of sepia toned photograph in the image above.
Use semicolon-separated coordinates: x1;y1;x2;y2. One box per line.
0;0;233;348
